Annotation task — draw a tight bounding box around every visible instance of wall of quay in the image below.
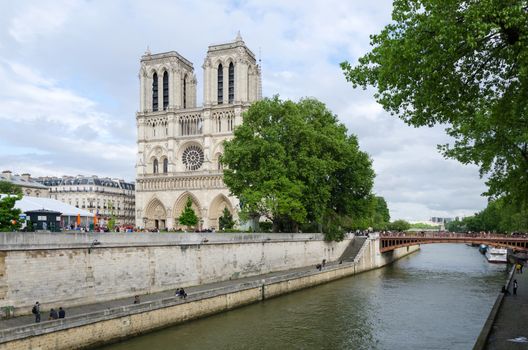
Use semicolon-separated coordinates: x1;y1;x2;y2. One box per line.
0;236;419;350
0;232;351;314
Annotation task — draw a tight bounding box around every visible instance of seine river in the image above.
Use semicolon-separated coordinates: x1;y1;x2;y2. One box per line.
100;244;508;350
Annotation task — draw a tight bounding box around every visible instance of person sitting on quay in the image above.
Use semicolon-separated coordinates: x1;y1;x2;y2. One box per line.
176;288;187;299
501;285;511;295
49;308;58;320
58;307;65;319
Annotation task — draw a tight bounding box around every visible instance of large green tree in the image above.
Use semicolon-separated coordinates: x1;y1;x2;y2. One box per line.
0;181;22;232
221;96;375;239
341;0;528;209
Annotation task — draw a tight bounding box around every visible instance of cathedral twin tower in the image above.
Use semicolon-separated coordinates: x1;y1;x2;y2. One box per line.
135;34;262;230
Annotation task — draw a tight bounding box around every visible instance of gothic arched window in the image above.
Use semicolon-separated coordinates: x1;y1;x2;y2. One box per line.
217;64;223;104
183;74;187;109
152;72;159;111
163;71;169;110
163;158;168;173
228;62;234;103
153;159;159;174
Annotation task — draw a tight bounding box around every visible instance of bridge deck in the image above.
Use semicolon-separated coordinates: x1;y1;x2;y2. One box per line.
380;234;528;253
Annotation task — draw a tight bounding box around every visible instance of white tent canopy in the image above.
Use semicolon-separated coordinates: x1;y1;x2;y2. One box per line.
14;196;94;217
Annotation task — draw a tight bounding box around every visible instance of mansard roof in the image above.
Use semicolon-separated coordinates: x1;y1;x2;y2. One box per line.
36;175;135;190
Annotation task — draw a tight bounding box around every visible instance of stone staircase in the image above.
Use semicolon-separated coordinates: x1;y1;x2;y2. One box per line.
339;236;368;262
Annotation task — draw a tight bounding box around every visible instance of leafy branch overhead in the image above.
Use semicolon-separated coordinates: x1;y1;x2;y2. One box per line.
341;0;528;208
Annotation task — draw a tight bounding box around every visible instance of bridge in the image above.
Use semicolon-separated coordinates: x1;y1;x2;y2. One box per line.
380;232;528;253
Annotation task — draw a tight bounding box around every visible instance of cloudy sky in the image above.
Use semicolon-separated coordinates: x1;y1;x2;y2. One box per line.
0;0;488;220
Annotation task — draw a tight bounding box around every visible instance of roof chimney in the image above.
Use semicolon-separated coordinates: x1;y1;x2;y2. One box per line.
21;173;31;181
2;170;12;181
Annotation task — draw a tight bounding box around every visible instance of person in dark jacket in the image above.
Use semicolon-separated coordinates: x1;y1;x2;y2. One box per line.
49;308;58;320
58;307;65;319
32;301;41;323
513;279;518;295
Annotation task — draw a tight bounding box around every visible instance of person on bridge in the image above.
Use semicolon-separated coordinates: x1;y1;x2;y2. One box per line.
513;280;518;295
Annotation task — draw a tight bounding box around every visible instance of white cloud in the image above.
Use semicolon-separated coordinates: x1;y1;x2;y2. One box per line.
8;0;76;43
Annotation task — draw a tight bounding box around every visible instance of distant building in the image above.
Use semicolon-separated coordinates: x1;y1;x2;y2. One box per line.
430;217;454;224
0;170;49;197
36;175;135;225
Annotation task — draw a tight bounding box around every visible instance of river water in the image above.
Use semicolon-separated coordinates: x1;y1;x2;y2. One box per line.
100;244;508;350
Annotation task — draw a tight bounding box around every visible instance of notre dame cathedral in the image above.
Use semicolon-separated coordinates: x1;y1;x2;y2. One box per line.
135;33;262;230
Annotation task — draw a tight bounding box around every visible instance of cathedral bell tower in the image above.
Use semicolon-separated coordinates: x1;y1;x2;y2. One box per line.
139;50;197;113
202;32;262;107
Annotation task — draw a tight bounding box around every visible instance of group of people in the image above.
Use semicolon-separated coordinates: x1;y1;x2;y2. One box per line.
32;302;65;323
175;288;187;299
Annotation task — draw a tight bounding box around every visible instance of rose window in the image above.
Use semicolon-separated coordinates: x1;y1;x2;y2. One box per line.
182;145;204;170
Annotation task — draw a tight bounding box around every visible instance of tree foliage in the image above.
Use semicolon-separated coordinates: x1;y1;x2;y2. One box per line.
219;207;235;230
341;0;528;210
446;197;528;233
0;181;22;196
0;181;22;232
221;96;375;240
0;195;22;232
388;219;411;232
178;197;198;228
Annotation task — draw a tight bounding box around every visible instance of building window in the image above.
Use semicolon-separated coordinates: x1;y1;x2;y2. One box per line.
228;62;234;103
163;71;169;110
152;72;158;111
183;74;187;109
217;64;223;104
163;158;168;173
153;159;159;174
182;145;205;171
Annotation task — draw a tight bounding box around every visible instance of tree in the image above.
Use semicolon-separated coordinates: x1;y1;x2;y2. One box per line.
107;201;116;231
372;196;390;230
341;0;528;210
388;219;411;232
221;96;375;239
0;181;22;196
0;195;22;232
219;207;235;230
178;197;198;228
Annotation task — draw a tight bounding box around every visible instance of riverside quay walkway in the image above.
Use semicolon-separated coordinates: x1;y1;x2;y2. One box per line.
486;264;528;349
380;232;528;253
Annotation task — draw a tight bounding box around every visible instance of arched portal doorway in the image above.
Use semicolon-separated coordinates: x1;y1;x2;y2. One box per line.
144;198;167;230
173;192;202;230
208;194;234;230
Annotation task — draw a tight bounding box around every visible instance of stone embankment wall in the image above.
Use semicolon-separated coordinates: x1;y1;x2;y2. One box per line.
0;235;419;350
0;232;351;313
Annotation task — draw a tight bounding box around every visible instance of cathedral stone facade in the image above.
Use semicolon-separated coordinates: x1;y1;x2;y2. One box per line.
135;34;262;230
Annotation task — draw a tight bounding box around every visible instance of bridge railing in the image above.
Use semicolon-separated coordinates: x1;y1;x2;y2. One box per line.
379;232;528;239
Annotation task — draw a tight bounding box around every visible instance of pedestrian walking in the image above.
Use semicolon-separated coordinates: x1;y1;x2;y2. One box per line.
516;264;521;274
133;295;140;304
49;308;58;320
32;301;41;323
513;279;518;295
521;263;524;274
58;307;65;319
